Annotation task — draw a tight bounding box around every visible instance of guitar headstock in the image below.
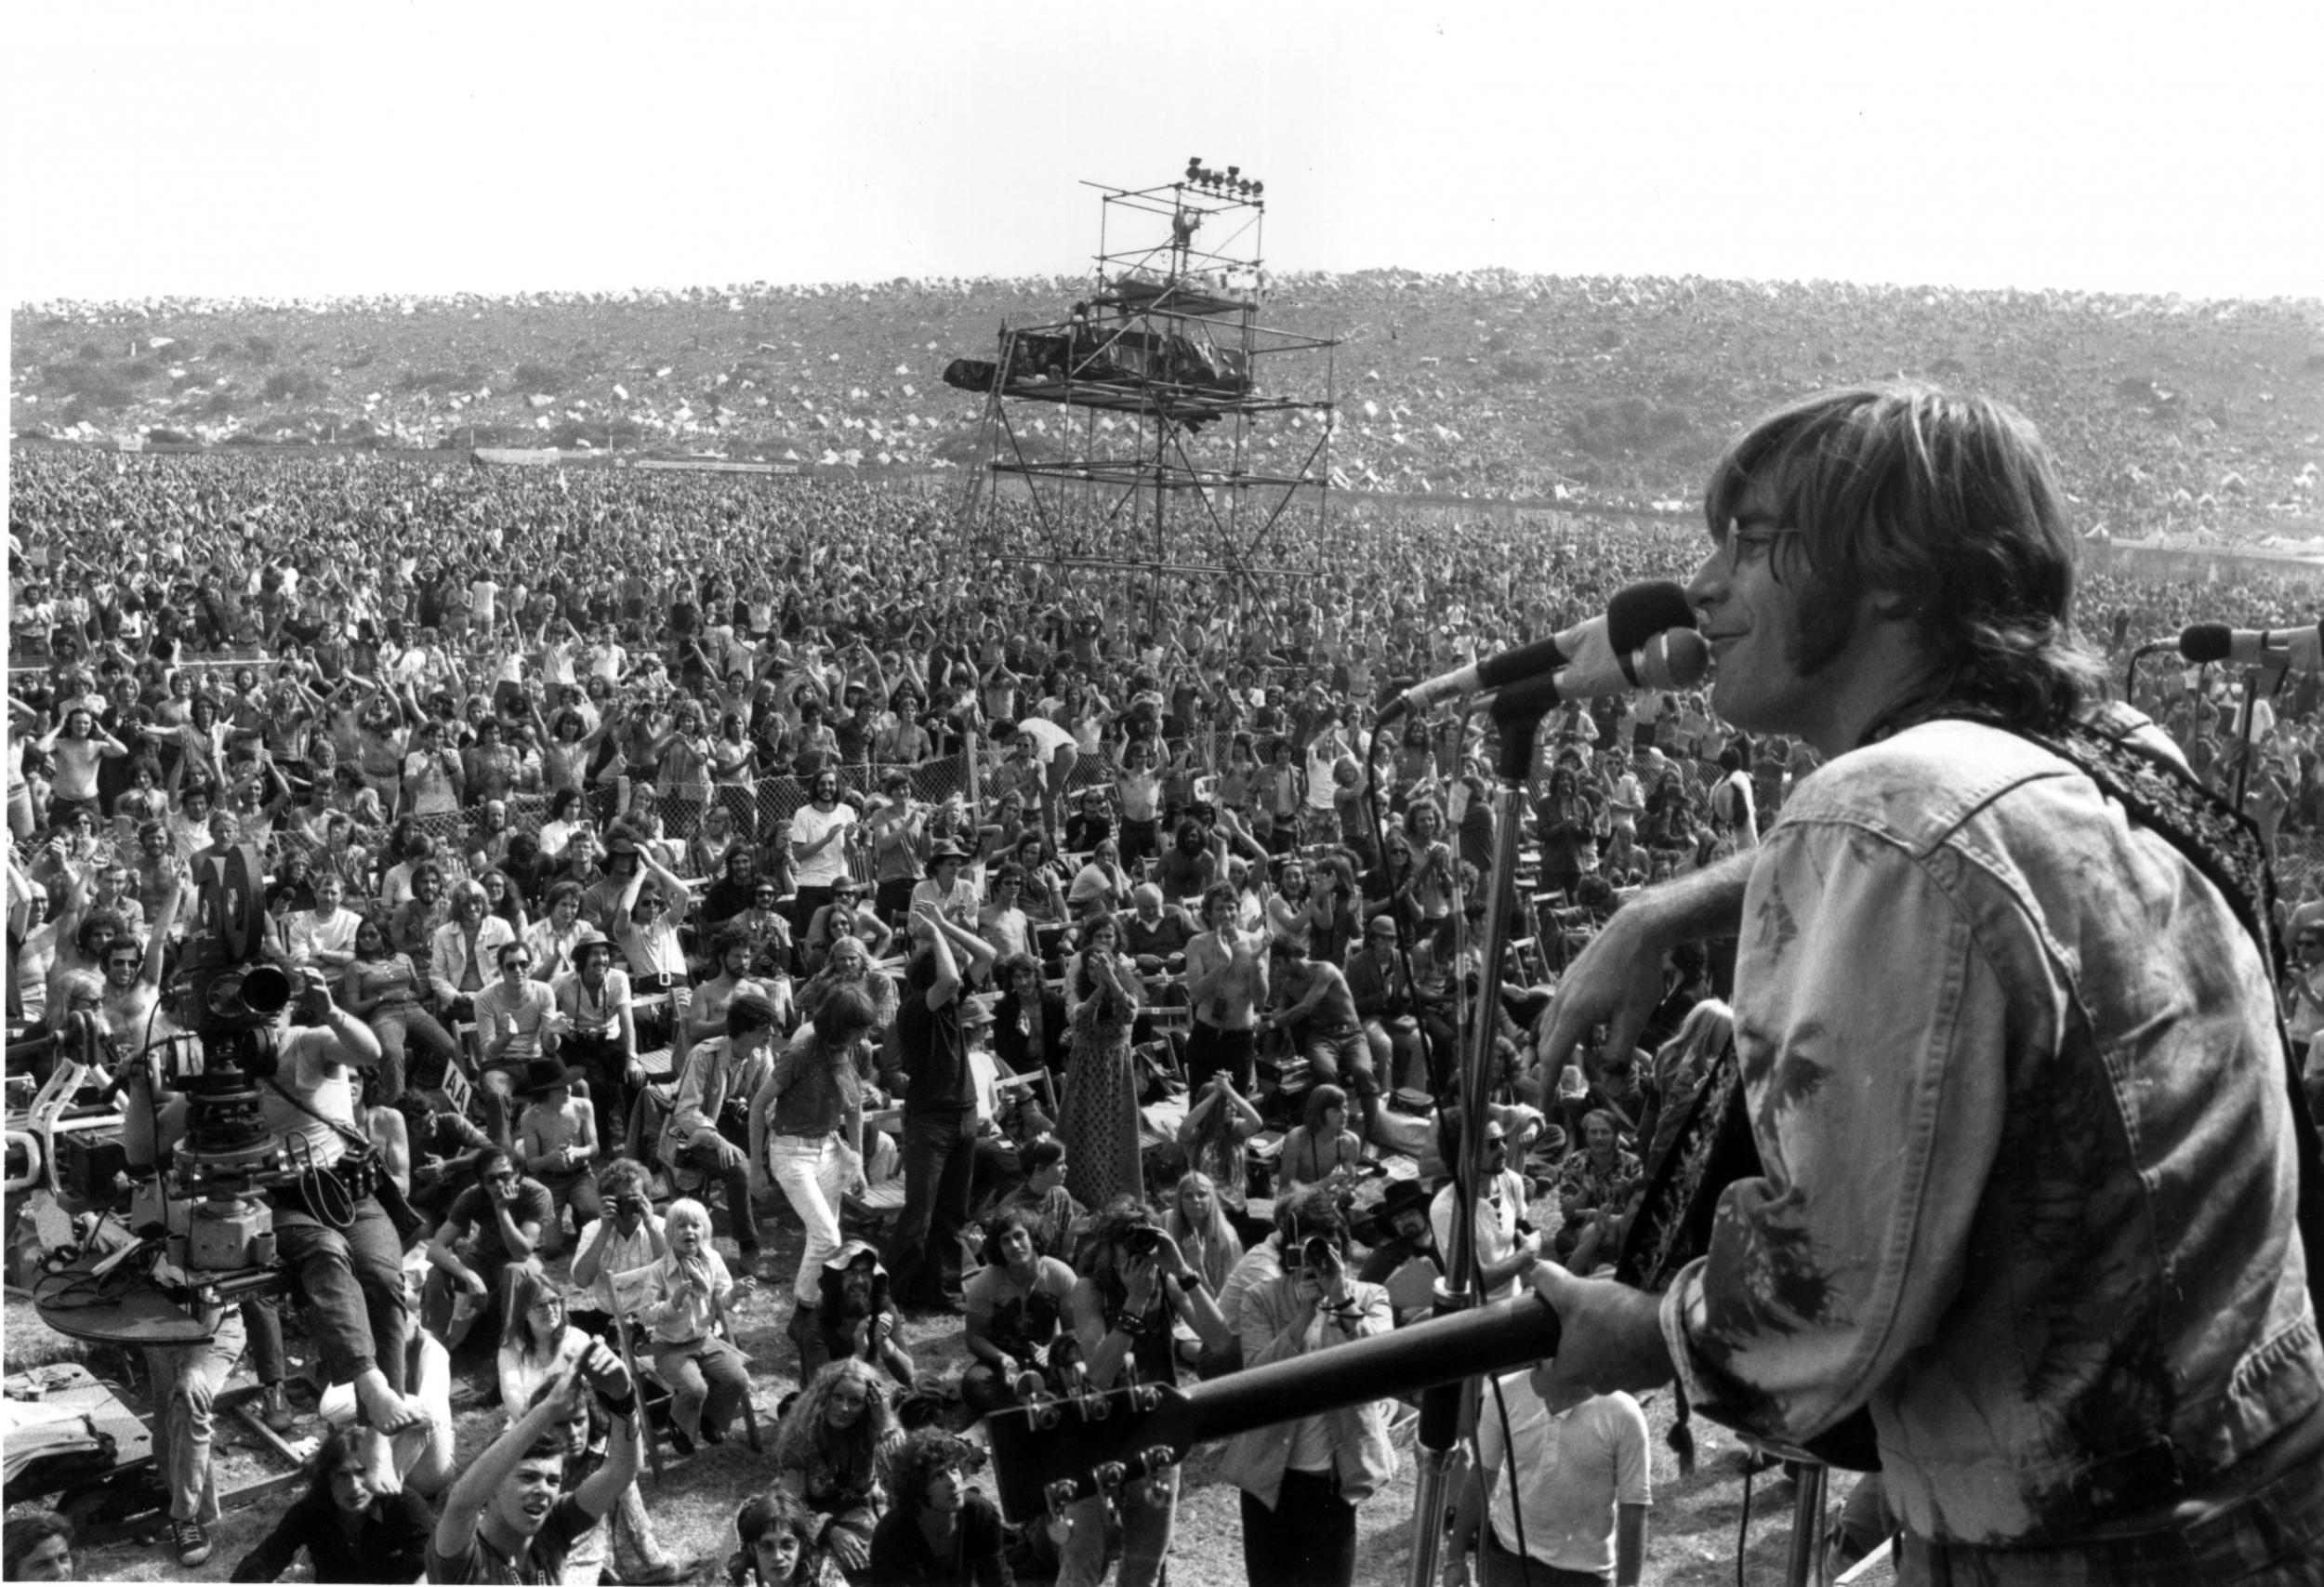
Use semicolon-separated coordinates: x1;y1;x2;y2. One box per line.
983;1378;1201;1523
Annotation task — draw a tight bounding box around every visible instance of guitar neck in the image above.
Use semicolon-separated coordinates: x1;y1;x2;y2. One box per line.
1181;1290;1564;1444
987;1290;1563;1520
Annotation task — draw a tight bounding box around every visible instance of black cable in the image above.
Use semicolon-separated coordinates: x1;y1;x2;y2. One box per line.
1736;1461;1755;1587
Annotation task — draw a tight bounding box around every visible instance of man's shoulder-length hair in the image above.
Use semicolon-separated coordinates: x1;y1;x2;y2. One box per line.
1704;383;2106;736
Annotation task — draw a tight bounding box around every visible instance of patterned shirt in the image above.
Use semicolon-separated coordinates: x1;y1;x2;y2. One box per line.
1659;715;2323;1546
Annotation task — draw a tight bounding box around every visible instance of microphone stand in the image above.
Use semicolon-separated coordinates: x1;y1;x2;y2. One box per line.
1403;687;1550;1587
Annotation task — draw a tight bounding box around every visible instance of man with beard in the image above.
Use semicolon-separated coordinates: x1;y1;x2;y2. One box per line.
960;1206;1076;1418
426;1351;641;1584
787;769;857;933
787;1240;915;1388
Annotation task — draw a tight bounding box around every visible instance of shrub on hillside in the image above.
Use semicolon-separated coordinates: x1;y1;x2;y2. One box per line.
1567;396;1702;459
262;370;330;403
511;361;564;396
44;362;139;411
245;335;278;363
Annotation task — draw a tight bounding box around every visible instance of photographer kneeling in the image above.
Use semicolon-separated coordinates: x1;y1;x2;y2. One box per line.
1221;1186;1397;1587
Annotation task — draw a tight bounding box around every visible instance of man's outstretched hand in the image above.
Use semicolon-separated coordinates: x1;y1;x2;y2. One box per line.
1530;1260;1676;1401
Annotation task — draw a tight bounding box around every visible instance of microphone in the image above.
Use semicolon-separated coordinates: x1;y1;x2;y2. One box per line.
1381;581;1698;723
1475;627;1709;719
2178;620;2324;673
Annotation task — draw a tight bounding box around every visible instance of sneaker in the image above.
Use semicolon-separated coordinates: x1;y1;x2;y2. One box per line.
260;1382;297;1434
668;1426;696;1458
170;1517;212;1567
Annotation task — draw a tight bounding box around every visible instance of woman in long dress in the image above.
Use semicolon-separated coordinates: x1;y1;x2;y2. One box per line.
1058;910;1144;1209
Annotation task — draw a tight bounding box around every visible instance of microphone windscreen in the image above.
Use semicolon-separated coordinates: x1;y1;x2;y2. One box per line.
1637;628;1710;691
2178;623;2234;664
1604;581;1697;655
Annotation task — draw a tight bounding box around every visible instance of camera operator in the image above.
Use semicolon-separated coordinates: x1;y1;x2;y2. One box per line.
129;959;423;1495
1221;1186;1395;1587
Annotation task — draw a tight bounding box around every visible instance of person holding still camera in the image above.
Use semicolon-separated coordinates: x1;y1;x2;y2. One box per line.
1221;1187;1396;1587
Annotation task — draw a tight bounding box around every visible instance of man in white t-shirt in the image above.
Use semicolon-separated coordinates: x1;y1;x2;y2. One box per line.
788;769;858;930
1446;1368;1649;1587
1427;1115;1539;1303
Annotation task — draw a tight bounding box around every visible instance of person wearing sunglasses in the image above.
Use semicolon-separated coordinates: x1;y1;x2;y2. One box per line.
422;1146;551;1352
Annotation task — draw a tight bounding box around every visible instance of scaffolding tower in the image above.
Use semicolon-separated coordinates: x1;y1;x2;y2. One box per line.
953;163;1340;631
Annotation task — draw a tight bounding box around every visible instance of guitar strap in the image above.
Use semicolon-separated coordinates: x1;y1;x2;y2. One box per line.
1966;708;2324;1330
1618;707;2324;1478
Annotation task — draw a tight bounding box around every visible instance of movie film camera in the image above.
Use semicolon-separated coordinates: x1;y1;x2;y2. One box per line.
31;843;309;1345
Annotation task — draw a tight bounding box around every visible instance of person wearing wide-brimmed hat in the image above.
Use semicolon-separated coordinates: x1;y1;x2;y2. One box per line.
1354;1179;1442;1328
515;1056;600;1260
787;1238;913;1390
906;839;978;932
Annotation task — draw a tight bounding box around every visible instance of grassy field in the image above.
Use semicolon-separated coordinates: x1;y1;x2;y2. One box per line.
14;1184;1882;1586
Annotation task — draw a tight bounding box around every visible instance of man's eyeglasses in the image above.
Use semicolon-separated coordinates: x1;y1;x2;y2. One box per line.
487;1170;517;1184
1723;520;1800;574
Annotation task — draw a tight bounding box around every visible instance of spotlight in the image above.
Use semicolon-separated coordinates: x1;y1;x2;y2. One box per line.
1226;166;1240;182
1186;156;1202;180
1252;181;1264;197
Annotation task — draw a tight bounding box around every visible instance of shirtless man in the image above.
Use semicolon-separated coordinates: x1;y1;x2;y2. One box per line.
1263;936;1380;1144
1183;880;1268;1093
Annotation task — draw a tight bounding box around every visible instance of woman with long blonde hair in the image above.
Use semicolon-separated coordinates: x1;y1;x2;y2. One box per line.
769;1358;901;1583
1163;1169;1244;1293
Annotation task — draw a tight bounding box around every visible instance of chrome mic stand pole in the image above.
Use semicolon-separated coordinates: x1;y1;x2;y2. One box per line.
1404;684;1552;1587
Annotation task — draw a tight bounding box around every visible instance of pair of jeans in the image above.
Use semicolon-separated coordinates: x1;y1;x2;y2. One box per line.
1058;1468;1177;1587
366;1002;460;1102
1242;1467;1360;1587
1186;1022;1257;1094
675;1131;759;1258
1304;1024;1380;1106
770;1132;850;1304
562;1029;635;1157
651;1333;748;1441
884;1107;977;1305
271;1194;407;1399
144;1308;247;1524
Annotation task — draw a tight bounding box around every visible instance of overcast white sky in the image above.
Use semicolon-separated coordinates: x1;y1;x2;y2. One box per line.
7;1;2321;305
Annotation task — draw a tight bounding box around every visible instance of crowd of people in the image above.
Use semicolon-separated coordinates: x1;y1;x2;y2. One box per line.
7;419;2324;1587
21;270;2315;537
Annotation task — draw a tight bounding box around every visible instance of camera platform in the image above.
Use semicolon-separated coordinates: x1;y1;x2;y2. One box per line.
29;1249;272;1347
